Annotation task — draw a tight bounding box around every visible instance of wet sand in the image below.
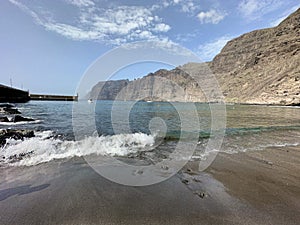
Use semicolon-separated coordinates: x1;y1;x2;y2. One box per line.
0;145;299;225
207;146;300;225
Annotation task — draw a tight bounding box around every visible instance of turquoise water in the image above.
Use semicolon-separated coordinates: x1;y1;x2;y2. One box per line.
0;101;299;166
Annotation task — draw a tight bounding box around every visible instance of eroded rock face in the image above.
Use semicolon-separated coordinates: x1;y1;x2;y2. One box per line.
89;8;300;105
115;68;210;102
89;67;214;102
89;80;129;100
210;8;300;105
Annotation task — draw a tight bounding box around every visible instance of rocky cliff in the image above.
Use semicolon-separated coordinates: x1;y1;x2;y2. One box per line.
115;68;209;102
211;8;300;105
89;79;129;100
89;8;300;105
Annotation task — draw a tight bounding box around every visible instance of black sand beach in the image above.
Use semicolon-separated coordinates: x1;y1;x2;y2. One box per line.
1;2;300;225
1;143;299;225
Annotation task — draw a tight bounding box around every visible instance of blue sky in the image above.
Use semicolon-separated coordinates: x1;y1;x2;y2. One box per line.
0;0;299;95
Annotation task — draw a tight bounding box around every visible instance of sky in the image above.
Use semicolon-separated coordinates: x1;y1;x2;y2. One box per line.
0;0;299;95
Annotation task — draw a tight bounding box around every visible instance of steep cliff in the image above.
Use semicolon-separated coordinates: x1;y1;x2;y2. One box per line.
89;79;129;100
89;8;300;105
211;8;300;105
89;69;208;102
115;68;208;102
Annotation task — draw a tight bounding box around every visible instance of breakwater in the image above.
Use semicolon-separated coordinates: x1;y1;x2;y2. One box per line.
0;84;30;103
29;94;78;101
0;84;78;102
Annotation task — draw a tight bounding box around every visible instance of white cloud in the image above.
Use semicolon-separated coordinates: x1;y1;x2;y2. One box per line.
197;9;227;24
180;1;198;13
153;23;171;32
122;38;195;58
8;1;171;45
238;0;284;20
270;17;285;27
44;23;102;41
269;4;300;26
197;35;234;61
160;0;200;14
175;32;198;43
238;0;261;16
66;0;95;7
8;0;45;25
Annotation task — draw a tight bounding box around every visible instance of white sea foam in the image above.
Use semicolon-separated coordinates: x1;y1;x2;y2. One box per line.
0;120;42;125
191;137;300;161
0;131;155;166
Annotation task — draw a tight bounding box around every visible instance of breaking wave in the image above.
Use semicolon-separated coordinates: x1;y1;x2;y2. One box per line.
0;131;155;166
0;120;42;126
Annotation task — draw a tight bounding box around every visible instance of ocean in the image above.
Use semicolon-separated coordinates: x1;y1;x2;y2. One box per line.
0;101;299;169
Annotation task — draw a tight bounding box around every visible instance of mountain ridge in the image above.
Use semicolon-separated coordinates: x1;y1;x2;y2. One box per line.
89;8;300;105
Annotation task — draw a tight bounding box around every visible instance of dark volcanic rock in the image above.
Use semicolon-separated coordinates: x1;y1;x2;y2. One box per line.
0;103;15;108
0;129;35;147
0;107;21;115
12;115;34;123
0;116;9;122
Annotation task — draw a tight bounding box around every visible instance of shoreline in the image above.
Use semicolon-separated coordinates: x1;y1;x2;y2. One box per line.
77;99;300;107
0;144;299;225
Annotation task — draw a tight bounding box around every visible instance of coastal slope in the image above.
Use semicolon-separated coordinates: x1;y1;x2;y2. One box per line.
212;8;300;105
89;8;300;105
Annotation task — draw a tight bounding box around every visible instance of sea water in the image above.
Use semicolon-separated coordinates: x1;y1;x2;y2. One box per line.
0;100;299;167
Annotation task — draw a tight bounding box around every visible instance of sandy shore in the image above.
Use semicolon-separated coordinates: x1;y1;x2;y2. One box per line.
0;145;299;225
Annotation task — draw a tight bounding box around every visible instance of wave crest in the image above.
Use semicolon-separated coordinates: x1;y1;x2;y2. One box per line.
0;131;155;166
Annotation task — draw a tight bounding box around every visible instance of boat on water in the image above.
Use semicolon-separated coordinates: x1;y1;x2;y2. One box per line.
88;99;93;103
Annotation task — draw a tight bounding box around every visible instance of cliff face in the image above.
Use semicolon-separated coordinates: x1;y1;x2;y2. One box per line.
211;8;300;105
90;69;208;102
89;79;129;100
115;68;207;102
89;8;300;105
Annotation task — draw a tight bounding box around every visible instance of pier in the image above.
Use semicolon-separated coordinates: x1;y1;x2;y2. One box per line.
1;83;78;102
0;84;30;103
29;94;78;101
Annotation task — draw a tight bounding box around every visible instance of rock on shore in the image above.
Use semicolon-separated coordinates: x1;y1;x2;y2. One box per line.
0;129;35;147
0;103;35;123
0;103;21;114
